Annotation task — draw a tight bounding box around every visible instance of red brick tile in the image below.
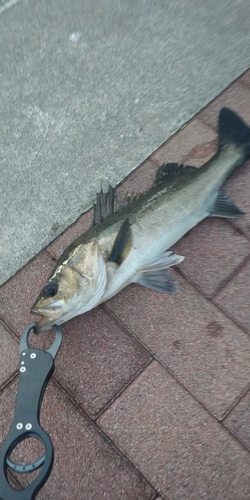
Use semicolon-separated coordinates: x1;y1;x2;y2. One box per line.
224;390;250;452
173;218;250;298
152;119;217;167
240;69;250;89
118;161;158;200
213;260;250;335
53;308;151;418
99;362;250;499
106;276;250;419
48;210;93;260
224;159;250;239
0;252;55;336
199;81;250;129
0;379;155;500
7;472;22;491
0;322;19;387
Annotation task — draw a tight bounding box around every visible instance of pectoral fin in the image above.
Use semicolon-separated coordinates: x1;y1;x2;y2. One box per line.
138;251;184;272
136;251;184;294
108;218;132;265
210;190;245;218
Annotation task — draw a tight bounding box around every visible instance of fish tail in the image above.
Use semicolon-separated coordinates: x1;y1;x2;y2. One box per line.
219;107;250;158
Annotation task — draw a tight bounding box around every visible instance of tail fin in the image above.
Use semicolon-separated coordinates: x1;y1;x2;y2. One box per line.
218;108;250;157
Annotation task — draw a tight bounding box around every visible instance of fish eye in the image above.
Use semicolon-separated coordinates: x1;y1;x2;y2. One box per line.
43;281;58;298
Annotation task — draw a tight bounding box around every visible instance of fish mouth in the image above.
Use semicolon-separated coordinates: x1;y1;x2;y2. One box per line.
34;316;59;334
31;303;64;334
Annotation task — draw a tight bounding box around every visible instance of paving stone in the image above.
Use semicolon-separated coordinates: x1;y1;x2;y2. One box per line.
0;322;18;388
118;160;158;200
48;209;93;260
53;308;151;418
7;472;22;492
224;158;250;239
2;467;23;492
199;81;250;129
106;276;250;419
173;217;250;298
0;252;55;336
241;69;250;88
224;390;250;452
0;379;155;500
99;361;250;500
213;260;250;335
152;119;217;167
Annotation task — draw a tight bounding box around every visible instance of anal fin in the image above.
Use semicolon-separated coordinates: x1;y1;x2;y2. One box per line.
137;269;180;294
210;190;245;218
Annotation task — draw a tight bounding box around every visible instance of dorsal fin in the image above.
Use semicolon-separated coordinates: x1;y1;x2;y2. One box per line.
93;185;118;225
93;185;144;226
155;163;197;185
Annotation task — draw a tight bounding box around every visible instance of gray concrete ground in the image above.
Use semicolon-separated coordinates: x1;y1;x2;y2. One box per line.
1;0;250;285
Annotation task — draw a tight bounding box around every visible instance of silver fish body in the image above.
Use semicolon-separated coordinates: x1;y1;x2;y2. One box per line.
31;108;250;332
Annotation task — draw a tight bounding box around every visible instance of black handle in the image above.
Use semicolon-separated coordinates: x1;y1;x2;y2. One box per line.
0;324;62;500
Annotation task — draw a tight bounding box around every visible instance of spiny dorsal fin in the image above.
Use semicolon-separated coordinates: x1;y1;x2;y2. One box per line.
155;163;197;185
93;185;118;225
93;185;144;226
108;218;132;265
210;190;245;218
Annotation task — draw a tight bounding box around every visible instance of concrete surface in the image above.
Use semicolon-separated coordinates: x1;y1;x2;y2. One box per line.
1;0;250;284
1;76;250;498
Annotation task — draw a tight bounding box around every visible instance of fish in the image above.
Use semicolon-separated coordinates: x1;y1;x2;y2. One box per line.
31;107;250;333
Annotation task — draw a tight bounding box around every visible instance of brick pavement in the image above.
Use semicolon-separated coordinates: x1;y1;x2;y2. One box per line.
1;70;250;499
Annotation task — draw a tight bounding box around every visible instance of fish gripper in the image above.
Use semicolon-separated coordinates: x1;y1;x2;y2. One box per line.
0;323;62;500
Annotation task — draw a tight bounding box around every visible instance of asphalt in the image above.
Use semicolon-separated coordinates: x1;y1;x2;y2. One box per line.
1;0;250;285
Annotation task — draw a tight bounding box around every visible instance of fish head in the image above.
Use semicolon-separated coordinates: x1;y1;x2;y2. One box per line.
31;240;107;333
